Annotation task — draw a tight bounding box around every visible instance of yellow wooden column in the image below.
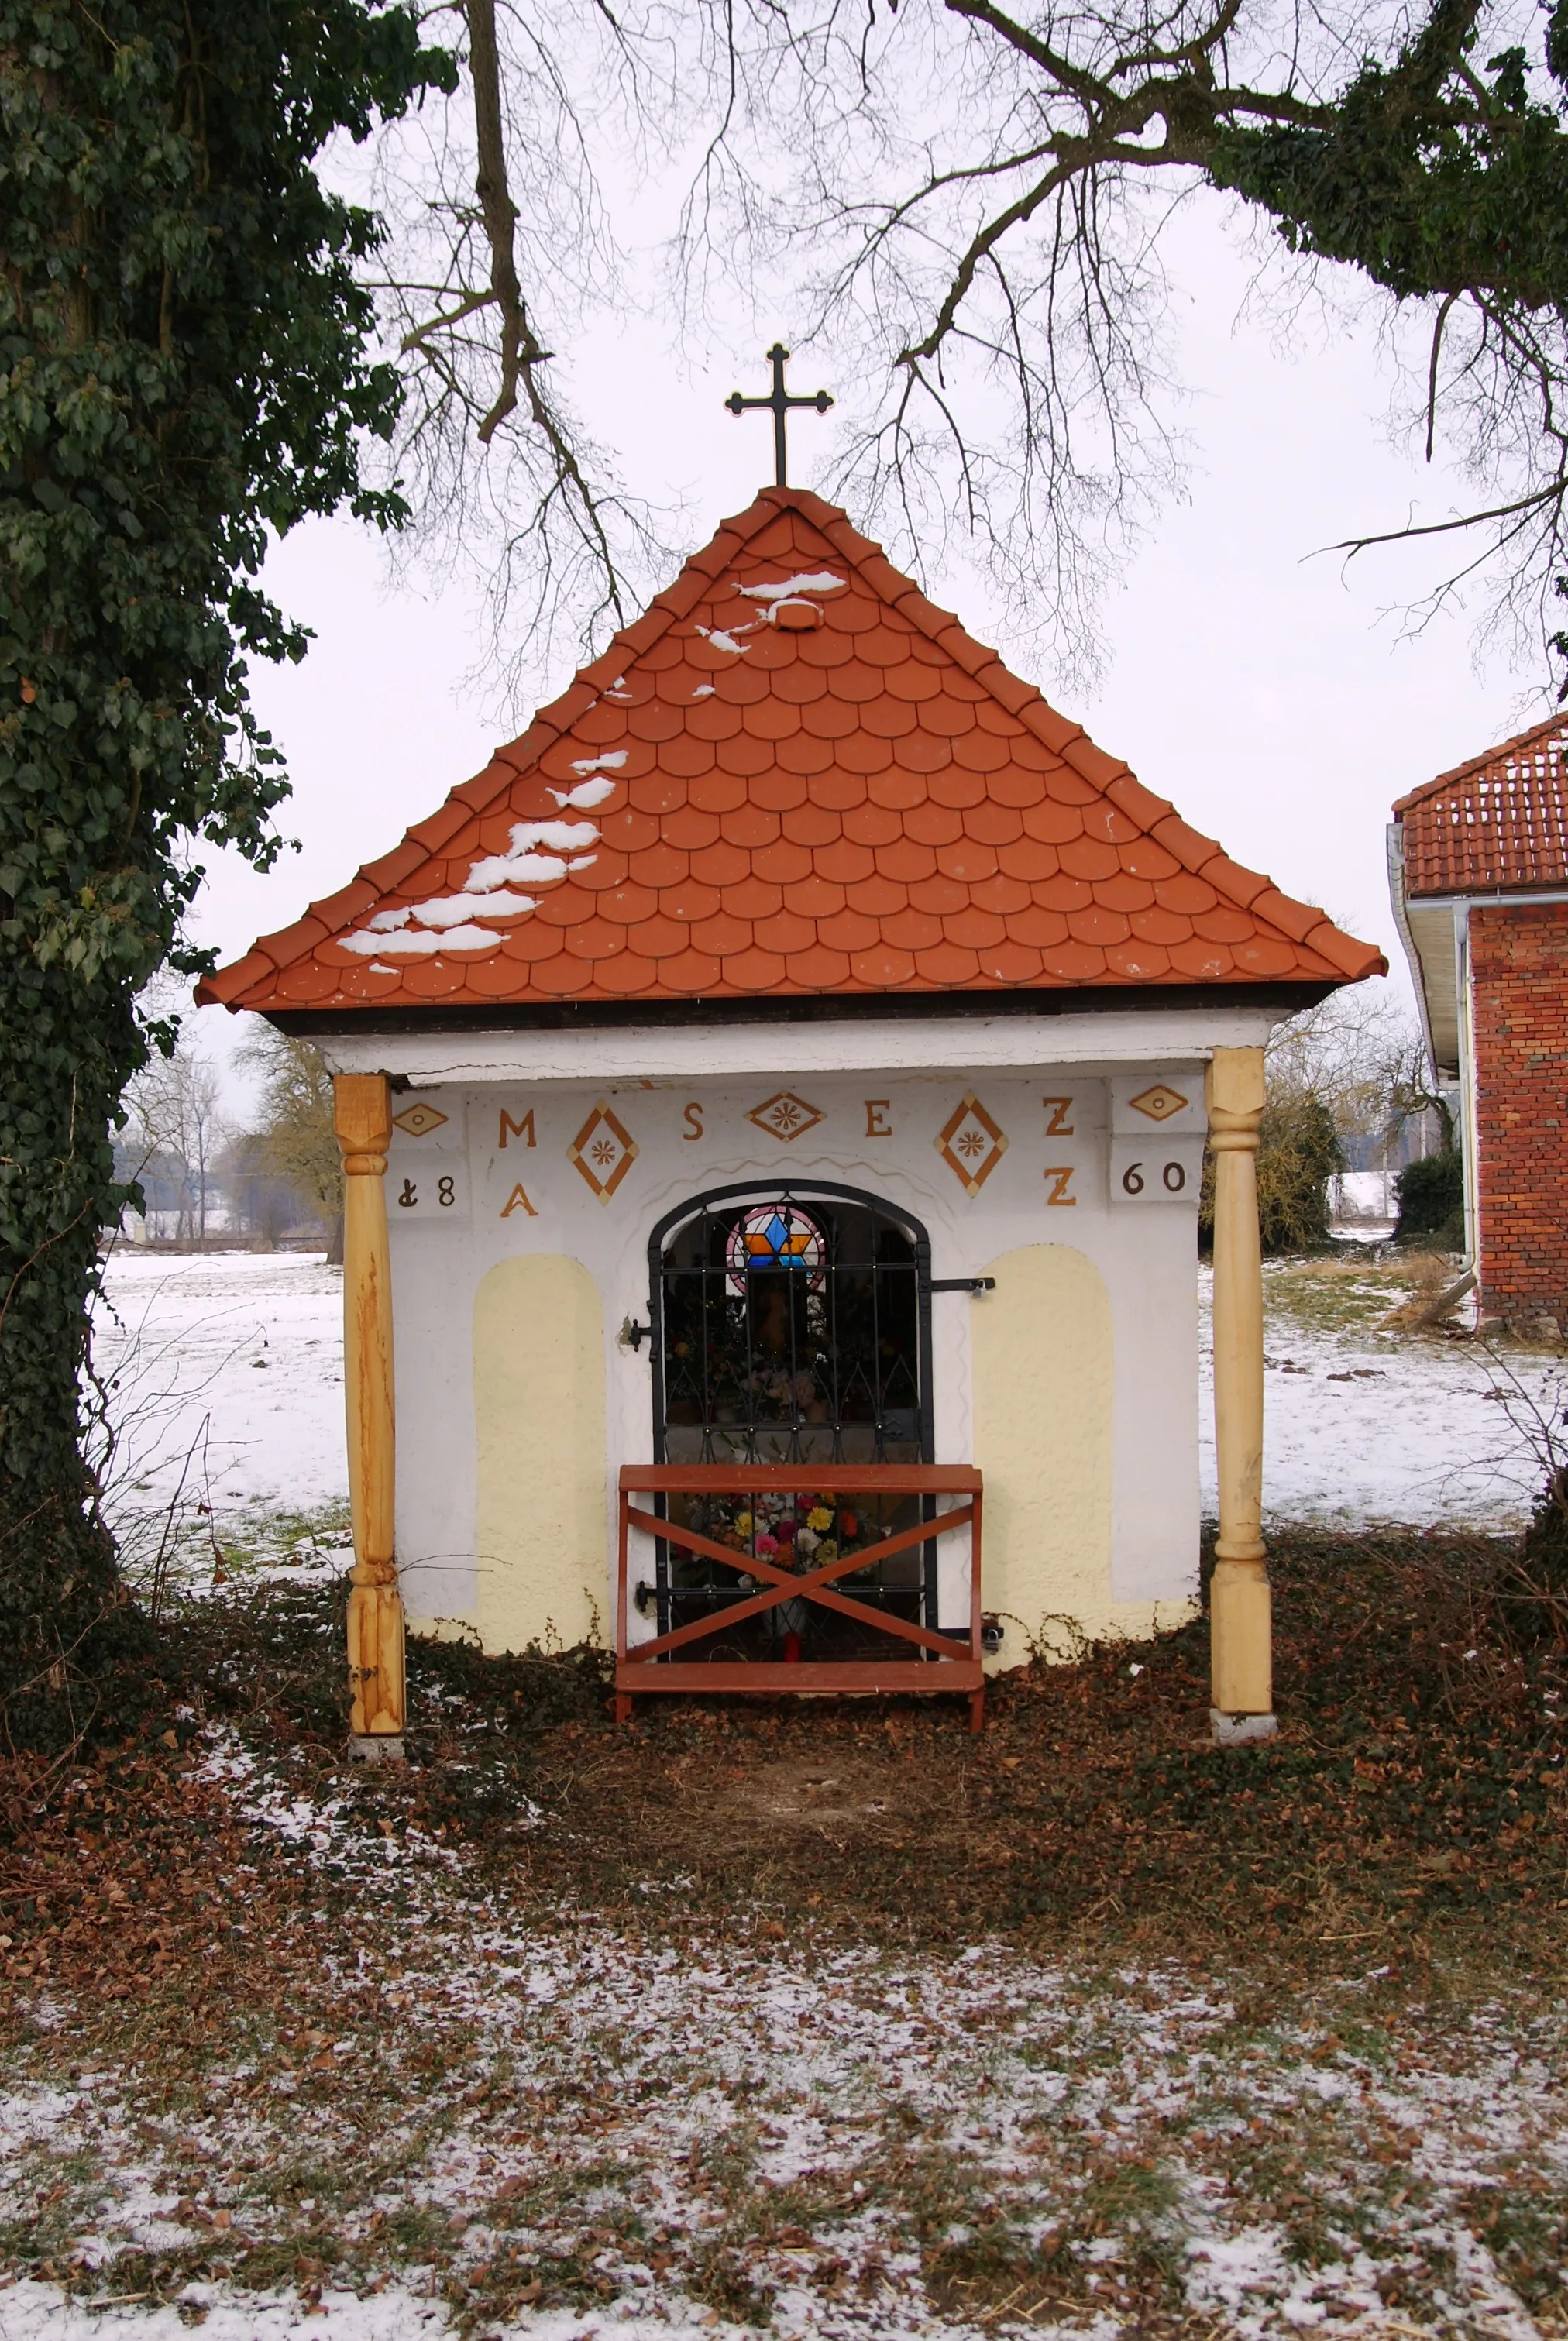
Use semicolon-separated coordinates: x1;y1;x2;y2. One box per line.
1206;1047;1277;1742
333;1073;406;1757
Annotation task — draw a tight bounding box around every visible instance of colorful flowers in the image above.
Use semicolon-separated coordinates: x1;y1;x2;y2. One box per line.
686;1489;879;1588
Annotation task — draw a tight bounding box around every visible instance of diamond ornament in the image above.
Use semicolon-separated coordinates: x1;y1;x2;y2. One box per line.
391;1102;449;1138
569;1102;638;1203
936;1094;1008;1195
1128;1084;1190;1123
747;1090;826;1143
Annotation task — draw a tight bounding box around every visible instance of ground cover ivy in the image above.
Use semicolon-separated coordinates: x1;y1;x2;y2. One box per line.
0;0;452;1739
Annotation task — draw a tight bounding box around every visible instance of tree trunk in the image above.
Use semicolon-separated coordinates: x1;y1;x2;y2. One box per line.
0;959;148;1743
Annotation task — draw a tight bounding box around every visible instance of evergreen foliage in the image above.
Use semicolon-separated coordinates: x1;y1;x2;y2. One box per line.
1255;1094;1345;1254
1209;1;1568;311
1500;1466;1568;1649
0;0;451;1738
1393;1150;1467;1247
1205;0;1568;672
1201;1090;1345;1256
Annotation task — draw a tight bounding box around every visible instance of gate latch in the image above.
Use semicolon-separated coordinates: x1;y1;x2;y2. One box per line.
930;1277;996;1294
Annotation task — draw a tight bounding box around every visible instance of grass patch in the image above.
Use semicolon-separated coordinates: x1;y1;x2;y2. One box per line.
213;1500;353;1580
1262;1253;1422;1341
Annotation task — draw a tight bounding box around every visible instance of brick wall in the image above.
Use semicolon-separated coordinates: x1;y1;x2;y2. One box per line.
1471;901;1568;1331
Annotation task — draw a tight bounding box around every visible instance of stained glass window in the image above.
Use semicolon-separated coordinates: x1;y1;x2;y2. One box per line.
725;1202;826;1293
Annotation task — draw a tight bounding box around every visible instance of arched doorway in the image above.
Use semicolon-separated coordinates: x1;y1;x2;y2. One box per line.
643;1183;937;1655
650;1182;934;1467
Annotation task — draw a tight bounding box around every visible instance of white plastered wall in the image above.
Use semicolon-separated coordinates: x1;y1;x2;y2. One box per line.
380;1050;1218;1662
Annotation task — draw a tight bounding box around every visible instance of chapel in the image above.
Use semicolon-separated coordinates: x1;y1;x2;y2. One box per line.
201;473;1384;1748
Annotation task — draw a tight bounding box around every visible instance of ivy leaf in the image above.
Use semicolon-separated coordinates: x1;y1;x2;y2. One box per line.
0;0;453;1731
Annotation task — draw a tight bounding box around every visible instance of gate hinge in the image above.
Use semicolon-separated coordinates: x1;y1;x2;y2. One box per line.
930;1277;996;1294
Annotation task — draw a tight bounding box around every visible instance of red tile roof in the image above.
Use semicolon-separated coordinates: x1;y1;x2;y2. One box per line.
1394;713;1568;899
198;487;1384;1013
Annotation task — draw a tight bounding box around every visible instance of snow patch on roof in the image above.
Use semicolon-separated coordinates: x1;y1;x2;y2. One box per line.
738;571;845;606
336;806;617;958
466;820;600;892
362;892;537;933
466;851;573;888
339;923;502;957
548;776;619;810
694;622;749;656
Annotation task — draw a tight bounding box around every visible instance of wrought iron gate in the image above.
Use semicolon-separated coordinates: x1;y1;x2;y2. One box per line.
645;1183;939;1657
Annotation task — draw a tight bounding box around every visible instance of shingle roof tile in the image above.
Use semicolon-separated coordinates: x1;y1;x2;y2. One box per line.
1395;711;1568;895
198;486;1384;1013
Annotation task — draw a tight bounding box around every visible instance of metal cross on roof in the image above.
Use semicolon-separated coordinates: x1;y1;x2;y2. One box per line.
725;343;834;487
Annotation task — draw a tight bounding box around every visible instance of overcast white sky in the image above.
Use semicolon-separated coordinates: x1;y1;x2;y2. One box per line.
191;188;1543;1097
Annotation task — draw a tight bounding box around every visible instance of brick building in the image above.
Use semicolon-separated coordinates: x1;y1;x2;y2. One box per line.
1390;715;1568;1335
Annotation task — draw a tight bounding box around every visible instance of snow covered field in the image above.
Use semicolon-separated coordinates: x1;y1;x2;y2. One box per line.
1211;1259;1559;1533
91;1247;1559;1560
91;1251;350;1582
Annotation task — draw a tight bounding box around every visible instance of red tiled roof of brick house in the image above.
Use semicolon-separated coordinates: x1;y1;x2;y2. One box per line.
1394;713;1568;898
1391;710;1568;1334
199;486;1384;1015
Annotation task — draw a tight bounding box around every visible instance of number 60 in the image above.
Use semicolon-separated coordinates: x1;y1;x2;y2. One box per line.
1122;1160;1187;1195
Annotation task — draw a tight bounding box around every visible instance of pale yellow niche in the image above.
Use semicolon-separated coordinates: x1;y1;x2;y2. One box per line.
473;1256;607;1654
971;1244;1191;1668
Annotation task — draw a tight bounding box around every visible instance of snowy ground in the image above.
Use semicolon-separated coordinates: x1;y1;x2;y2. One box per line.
1205;1257;1560;1533
2;1252;1562;2336
91;1246;1559;1566
2;1754;1566;2341
91;1250;350;1589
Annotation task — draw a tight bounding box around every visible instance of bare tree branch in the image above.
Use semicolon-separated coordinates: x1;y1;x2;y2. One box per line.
354;0;679;713
467;0;540;442
654;0;1568;682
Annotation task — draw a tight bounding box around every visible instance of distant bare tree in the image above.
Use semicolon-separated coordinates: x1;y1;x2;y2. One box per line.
123;1042;229;1244
1199;985;1449;1249
1271;988;1453;1157
236;1030;345;1263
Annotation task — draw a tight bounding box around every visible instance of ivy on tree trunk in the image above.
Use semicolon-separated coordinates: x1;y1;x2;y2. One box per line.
0;0;452;1741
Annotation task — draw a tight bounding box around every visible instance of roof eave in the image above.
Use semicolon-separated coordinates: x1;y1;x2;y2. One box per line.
254;975;1352;1040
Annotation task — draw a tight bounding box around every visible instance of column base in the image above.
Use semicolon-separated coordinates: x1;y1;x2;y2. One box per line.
347;1733;406;1764
1211;1709;1278;1746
